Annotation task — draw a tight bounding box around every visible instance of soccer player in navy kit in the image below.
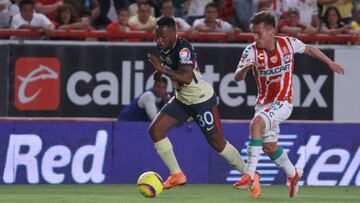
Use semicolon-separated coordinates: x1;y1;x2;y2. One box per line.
146;17;253;192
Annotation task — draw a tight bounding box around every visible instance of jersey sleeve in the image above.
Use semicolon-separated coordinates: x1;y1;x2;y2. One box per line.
289;37;306;54
237;44;255;68
138;92;158;121
176;42;196;68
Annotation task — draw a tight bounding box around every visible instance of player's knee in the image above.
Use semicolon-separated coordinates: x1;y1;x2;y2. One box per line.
208;135;226;152
250;116;265;134
211;141;225;153
148;124;163;140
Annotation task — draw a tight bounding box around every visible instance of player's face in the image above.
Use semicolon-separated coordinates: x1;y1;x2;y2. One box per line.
252;23;275;49
153;81;167;97
155;25;176;50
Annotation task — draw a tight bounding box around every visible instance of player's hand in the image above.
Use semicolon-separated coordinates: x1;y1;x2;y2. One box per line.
147;53;166;74
329;62;345;74
242;61;256;70
153;71;162;81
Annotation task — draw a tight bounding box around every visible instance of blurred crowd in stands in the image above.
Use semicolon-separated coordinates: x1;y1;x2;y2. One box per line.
0;0;359;43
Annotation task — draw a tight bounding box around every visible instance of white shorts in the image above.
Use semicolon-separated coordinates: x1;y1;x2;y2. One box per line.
254;101;293;143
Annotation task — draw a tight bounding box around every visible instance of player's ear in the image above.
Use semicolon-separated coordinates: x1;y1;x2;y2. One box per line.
270;27;276;35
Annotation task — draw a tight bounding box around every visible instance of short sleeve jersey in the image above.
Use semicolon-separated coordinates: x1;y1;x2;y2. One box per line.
237;36;305;105
159;37;214;105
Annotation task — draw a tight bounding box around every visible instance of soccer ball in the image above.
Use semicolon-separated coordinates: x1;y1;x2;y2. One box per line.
137;171;164;198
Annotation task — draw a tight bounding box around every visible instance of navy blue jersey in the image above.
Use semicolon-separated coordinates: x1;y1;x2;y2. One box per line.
159;37;198;75
157;36;214;105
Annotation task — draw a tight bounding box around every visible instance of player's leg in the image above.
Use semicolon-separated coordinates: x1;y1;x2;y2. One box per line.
148;98;189;189
263;141;302;198
232;115;263;198
189;96;253;192
200;112;246;174
260;102;302;198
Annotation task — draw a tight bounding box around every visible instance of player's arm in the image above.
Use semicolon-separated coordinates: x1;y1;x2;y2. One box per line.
138;92;158;121
234;63;253;81
234;45;255;81
303;45;345;74
147;53;193;85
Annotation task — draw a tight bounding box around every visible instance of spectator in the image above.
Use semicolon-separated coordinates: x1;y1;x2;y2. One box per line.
277;8;317;35
319;6;350;34
234;0;260;32
192;3;240;40
286;0;320;28
0;0;11;28
157;0;191;32
93;0;130;29
129;0;155;17
172;0;190;18
34;0;63;21
106;8;134;32
185;0;212;25
118;77;170;121
11;0;54;39
53;4;92;30
349;4;360;44
349;4;360;32
319;0;354;24
63;0;101;26
128;2;156;31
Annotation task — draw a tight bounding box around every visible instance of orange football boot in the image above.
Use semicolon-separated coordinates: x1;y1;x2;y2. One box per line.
163;172;187;189
234;172;261;199
287;168;303;198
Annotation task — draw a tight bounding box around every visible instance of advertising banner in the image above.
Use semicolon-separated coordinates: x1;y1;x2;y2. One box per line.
7;43;334;120
0;121;358;186
0;121;113;184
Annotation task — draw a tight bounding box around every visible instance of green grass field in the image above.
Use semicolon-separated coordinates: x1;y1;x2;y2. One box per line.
0;184;358;203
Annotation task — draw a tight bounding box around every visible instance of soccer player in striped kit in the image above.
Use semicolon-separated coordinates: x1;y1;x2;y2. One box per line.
233;11;344;198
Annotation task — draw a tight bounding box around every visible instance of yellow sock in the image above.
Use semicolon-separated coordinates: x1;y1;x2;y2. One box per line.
154;137;181;174
220;141;246;173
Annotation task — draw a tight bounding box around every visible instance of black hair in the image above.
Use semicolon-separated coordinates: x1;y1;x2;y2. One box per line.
19;0;34;9
118;7;129;14
138;2;150;9
155;76;168;85
205;2;218;10
157;16;176;29
55;4;78;26
251;11;276;28
160;0;171;9
323;6;342;28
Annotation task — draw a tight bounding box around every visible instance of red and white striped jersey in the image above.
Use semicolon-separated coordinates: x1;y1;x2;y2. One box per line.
238;36;305;105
